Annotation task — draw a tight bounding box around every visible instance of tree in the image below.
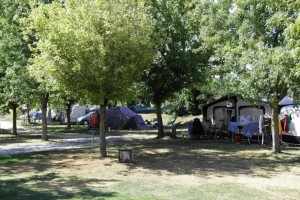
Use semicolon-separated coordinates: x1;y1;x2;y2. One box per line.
140;0;212;137
204;0;300;153
168;87;215;117
0;0;36;135
26;0;155;156
49;86;80;129
59;94;76;130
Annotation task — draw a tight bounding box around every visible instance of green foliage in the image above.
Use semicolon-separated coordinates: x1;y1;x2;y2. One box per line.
120;82;152;107
168;88;215;116
141;0;212;105
0;0;39;111
197;0;299;103
25;0;156;104
203;0;300;152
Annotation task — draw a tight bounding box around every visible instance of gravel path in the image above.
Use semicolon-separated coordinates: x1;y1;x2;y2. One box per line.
0;120;154;156
0;120;24;131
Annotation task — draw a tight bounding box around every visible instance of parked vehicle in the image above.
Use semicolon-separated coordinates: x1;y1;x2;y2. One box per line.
67;105;90;123
77;112;96;125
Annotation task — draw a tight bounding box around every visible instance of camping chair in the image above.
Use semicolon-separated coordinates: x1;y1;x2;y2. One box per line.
167;116;178;125
212;120;224;140
203;121;213;139
279;139;289;147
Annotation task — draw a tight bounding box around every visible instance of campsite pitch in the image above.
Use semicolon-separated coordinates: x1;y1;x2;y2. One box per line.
1;136;300;200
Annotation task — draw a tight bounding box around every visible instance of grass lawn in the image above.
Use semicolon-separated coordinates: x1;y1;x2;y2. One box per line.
1;136;300;200
0;130;63;147
31;124;90;134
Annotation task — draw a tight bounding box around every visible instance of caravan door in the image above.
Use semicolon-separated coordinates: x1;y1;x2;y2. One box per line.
213;107;234;129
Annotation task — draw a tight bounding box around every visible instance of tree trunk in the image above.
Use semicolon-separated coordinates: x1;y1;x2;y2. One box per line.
26;104;31;124
154;102;164;138
41;93;49;141
99;103;107;157
12;104;18;136
272;105;281;153
66;102;72;129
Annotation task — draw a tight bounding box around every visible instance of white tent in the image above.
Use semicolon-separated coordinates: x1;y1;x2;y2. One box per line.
280;104;300;141
279;96;294;106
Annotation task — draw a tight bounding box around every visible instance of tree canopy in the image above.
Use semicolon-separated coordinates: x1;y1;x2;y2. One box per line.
201;0;300;153
26;0;156;156
0;0;32;109
139;0;213;137
1;0;299;154
0;0;38;135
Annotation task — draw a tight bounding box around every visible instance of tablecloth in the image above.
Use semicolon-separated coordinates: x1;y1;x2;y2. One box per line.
228;122;241;134
243;122;259;138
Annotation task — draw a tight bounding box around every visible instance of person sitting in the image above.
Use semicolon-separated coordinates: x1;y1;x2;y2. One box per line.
192;118;204;140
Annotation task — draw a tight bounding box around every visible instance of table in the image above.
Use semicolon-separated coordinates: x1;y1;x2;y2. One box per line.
228;122;260;143
228;122;241;134
228;122;241;143
243;123;259;138
242;122;260;144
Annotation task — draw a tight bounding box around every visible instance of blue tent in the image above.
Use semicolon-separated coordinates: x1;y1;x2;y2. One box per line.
33;112;42;120
106;106;149;130
130;105;156;114
162;105;173;112
131;105;173;114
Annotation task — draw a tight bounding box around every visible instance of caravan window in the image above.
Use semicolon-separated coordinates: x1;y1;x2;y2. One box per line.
239;107;264;122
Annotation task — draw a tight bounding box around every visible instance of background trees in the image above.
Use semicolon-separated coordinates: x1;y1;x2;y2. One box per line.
200;0;300;153
168;88;215;117
0;0;37;135
26;0;155;156
0;0;298;154
140;0;212;138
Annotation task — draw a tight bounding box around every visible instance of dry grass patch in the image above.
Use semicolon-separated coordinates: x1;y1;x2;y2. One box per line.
1;138;300;200
0;132;63;147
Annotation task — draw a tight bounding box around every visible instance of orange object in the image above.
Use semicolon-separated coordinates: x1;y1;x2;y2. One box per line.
278;117;282;139
91;114;99;127
235;135;241;142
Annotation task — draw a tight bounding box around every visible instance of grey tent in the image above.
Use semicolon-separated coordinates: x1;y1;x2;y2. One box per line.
106;106;149;130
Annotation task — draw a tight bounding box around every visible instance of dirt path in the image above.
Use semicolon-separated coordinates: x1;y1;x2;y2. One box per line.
0;120;155;156
0;134;154;156
0;120;25;131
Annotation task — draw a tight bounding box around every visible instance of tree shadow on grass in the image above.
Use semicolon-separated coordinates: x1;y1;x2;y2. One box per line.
0;149;96;174
115;138;300;178
1;137;300;180
0;172;118;200
0;134;47;146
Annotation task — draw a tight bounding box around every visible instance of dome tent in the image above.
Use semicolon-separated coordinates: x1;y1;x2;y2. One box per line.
106;106;149;130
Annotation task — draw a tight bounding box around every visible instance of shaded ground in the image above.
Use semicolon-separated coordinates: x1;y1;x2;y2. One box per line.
0;120;156;156
0;134;155;156
1;137;300;200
